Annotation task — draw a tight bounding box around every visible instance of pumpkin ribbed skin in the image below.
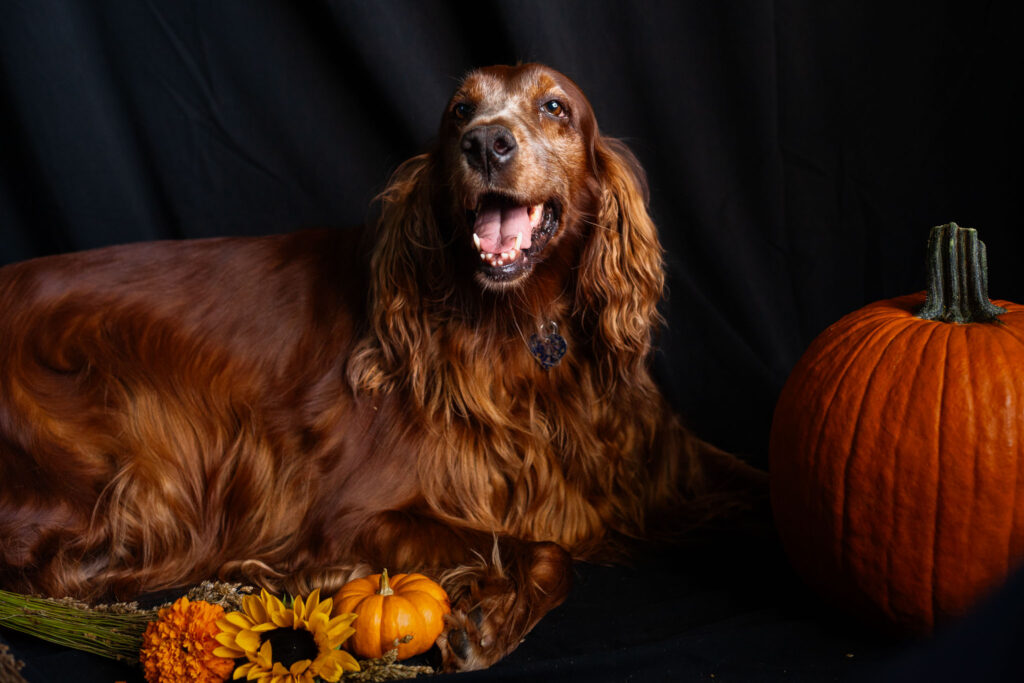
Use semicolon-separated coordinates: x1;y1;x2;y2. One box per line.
770;289;1024;634
333;571;451;660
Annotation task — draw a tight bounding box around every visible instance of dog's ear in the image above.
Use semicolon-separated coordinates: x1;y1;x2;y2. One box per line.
576;137;665;382
348;153;445;397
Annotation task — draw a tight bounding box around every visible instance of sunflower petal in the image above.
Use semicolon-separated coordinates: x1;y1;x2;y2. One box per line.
325;613;357;639
337;650;360;673
236;628;262;653
311;594;332;620
224;611;255;630
215;632;241;648
213;645;243;659
293;594;306;622
242;594;268;624
305;610;327;633
322;617;356;648
264;593;292;627
264;590;286;613
327;612;357;629
315;656;344;682
250;622;278;633
338;625;356;644
256;641;274;668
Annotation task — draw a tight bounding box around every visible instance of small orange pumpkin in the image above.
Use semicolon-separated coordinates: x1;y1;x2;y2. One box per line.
332;569;451;660
770;223;1024;634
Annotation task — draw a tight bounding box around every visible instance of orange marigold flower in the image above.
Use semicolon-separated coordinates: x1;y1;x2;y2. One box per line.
140;596;236;683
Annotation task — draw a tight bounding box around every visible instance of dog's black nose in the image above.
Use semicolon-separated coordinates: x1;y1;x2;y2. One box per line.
461;125;517;175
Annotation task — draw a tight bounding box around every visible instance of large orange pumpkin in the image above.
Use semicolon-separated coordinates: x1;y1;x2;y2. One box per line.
332;569;451;660
770;223;1024;635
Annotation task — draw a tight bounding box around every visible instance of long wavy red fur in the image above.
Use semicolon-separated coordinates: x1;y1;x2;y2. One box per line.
0;64;759;670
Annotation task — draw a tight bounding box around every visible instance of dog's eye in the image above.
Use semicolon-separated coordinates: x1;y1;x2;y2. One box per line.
452;102;474;120
542;100;567;118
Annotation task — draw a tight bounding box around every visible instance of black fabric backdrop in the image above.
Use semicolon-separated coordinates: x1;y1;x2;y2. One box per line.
2;1;1024;681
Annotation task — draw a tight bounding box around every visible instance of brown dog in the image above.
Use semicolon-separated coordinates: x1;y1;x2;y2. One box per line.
0;63;760;670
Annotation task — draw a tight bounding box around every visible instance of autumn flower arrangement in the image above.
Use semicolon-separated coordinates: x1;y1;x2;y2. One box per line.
0;581;435;682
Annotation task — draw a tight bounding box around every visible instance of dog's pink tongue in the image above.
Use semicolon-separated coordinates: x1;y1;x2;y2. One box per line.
474;205;533;253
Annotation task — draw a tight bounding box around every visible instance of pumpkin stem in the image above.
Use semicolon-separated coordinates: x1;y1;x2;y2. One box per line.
378;568;395;597
917;223;1006;323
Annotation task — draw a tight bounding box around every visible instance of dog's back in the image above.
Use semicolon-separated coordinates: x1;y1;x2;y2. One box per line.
0;228;381;599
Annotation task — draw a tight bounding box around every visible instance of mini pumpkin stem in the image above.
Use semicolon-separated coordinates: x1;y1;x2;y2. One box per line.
917;222;1006;323
378;569;395;597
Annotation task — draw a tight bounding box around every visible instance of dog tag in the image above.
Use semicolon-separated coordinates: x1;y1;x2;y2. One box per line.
528;322;567;370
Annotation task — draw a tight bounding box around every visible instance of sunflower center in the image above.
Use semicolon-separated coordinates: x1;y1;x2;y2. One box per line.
262;627;319;668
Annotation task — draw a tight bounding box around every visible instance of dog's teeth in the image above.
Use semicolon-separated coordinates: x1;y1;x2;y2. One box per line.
473;233;481;251
480;252;487;260
529;203;544;227
514;232;522;250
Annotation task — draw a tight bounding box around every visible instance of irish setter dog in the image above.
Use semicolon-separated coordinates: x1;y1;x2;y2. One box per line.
0;64;760;670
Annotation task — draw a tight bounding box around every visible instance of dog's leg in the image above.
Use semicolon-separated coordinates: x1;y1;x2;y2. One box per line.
351;510;573;672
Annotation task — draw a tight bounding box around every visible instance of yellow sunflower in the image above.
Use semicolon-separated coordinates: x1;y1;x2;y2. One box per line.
140;596;235;683
214;588;359;682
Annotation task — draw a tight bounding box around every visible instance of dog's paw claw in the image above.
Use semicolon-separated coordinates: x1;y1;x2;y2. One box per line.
446;627;472;661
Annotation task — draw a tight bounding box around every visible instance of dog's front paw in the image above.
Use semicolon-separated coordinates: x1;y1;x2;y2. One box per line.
437;600;511;671
435;541;572;672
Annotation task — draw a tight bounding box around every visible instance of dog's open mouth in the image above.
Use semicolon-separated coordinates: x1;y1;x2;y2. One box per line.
468;194;561;282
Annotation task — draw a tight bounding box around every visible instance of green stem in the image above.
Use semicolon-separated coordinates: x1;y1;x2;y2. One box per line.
917;222;1006;323
0;590;152;664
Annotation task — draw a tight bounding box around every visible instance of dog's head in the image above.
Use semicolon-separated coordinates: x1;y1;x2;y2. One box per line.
436;63;599;289
354;64;665;394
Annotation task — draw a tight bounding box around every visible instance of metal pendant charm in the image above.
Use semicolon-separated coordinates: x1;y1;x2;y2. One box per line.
528;321;567;370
